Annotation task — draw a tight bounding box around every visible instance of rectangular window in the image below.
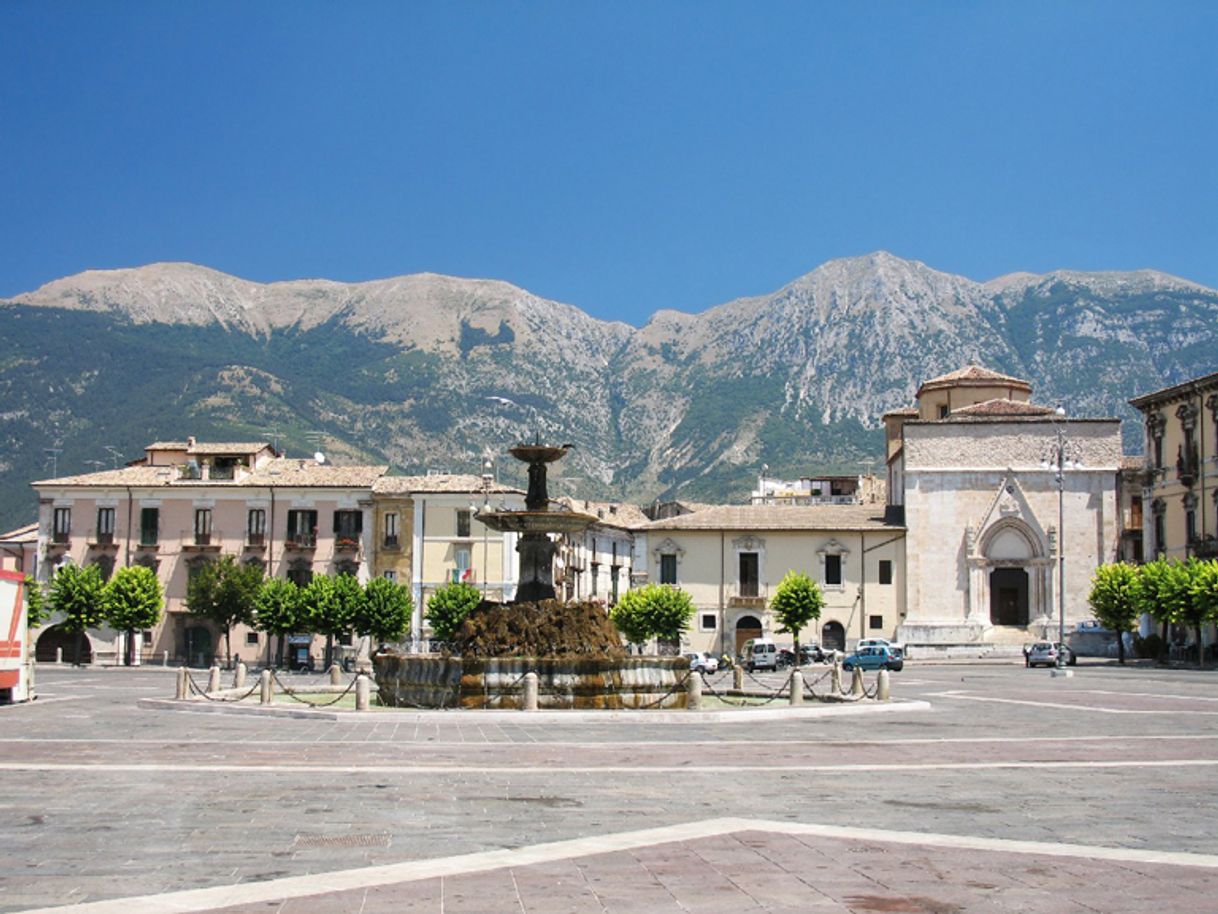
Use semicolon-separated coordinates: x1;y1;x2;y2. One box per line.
194;508;212;545
384;512;399;548
938;404;950;419
138;507;158;546
700;613;717;632
878;560;893;585
456;509;471;538
825;554;843;586
247;509;266;546
869;615;884;630
96;507;115;544
610;566;620;605
245;631;259;646
451;546;472;583
287;510;318;547
334;510;362;539
382;570;396;582
590;562;599;595
52;507;71;543
660;553;678;585
1154;514;1166;557
739;552;759;597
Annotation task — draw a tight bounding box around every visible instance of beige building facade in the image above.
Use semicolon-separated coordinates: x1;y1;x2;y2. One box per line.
638;505;905;656
1129;370;1218;561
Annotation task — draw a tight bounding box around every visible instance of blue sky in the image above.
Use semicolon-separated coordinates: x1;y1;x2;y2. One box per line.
2;1;1214;326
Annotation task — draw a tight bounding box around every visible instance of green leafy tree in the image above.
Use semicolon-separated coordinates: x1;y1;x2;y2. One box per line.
48;563;106;666
359;577;413;647
186;555;263;667
301;575;365;669
426;581;481;642
1193;561;1218;663
1132;558;1176;661
1166;559;1209;667
609;584;695;651
24;575;51;629
1087;562;1140;664
769;571;825;659
255;578;302;668
104;566;163;666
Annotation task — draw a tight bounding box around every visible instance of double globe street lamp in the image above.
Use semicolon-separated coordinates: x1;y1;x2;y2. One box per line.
1042;405;1082;674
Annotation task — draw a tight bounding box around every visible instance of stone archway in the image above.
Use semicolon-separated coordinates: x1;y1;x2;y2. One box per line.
35;625;92;664
734;614;762;653
822;621;846;652
972;518;1050;627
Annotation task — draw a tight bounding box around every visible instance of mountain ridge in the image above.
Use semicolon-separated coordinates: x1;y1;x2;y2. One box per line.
2;252;1216;531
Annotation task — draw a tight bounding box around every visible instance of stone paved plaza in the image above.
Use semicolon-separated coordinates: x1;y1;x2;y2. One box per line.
4;662;1218;912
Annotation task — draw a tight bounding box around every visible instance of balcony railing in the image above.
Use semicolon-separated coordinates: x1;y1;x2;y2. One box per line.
87;529;116;547
246;532;266;549
728;584;769;608
335;536;361;553
50;531;70;546
182;530;222;549
383;534;400;549
285;533;317;550
138;531;159;548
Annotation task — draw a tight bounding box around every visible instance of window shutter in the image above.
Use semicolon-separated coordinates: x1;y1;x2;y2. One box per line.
333;511;341;534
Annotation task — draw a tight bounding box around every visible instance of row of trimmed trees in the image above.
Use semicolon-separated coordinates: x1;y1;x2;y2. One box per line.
1088;558;1218;665
28;555;413;669
25;564;163;666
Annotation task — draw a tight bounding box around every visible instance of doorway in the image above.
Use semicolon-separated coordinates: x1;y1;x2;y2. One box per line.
822;620;845;652
990;568;1029;626
734;614;762;653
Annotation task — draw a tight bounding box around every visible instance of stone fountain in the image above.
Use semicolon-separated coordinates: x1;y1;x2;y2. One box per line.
373;439;687;709
475;442;596;603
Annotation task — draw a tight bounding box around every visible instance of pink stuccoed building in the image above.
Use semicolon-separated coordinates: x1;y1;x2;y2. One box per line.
32;438;387;668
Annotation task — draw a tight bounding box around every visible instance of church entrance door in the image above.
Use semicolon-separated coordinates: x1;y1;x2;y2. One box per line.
989;568;1029;626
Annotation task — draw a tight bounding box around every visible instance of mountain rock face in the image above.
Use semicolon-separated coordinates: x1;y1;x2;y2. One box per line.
3;252;1216;530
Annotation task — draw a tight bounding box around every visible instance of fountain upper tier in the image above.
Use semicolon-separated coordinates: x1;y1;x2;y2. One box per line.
476;508;597;536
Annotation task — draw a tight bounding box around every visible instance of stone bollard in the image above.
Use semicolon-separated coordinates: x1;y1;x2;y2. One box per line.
207;665;221;693
355;674;370;711
686;670;702;711
522;671;539;711
175;666;188;700
876;667;891;701
850;666;865;697
329;663;341;686
733;665;744;691
233;661;246;689
162;650;169;667
789;670;804;706
260;669;273;706
56;647;63;665
831;659;842;694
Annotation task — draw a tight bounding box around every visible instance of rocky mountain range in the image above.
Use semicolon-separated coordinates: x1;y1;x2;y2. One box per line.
2;251;1216;531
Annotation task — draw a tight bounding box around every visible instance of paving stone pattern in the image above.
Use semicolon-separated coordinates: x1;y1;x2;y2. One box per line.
3;663;1218;912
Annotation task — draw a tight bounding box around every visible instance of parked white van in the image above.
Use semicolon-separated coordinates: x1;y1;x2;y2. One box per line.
739;637;778;672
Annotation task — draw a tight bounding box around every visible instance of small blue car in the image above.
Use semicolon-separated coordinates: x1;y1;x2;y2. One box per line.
842;645;904;672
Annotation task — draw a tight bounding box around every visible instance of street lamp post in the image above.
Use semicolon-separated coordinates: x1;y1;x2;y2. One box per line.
1044;405;1080;675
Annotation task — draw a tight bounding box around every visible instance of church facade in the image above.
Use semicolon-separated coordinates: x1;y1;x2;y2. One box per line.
889;367;1122;652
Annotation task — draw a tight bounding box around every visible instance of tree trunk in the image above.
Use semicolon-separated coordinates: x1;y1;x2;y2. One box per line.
74;629;82;667
1116;629;1125;665
126;628;135;667
1160;619;1170;661
224;627;232;669
276;633;284;669
1196;623;1205;668
325;634;334;670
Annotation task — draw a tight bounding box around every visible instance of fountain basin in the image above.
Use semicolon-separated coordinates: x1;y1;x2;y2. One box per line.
373;653;688;710
476;509;597;535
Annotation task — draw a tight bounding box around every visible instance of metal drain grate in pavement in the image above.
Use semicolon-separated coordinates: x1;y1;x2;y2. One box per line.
294;832;391;849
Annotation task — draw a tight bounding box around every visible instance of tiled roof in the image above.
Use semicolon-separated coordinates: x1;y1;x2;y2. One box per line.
555;497;650;529
947;399;1057;418
919;365;1031;392
34;460;388;489
882;407;919;418
0;522;38;542
639;504;902;532
145;441;190;451
373;474;525;495
188;442;272;456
